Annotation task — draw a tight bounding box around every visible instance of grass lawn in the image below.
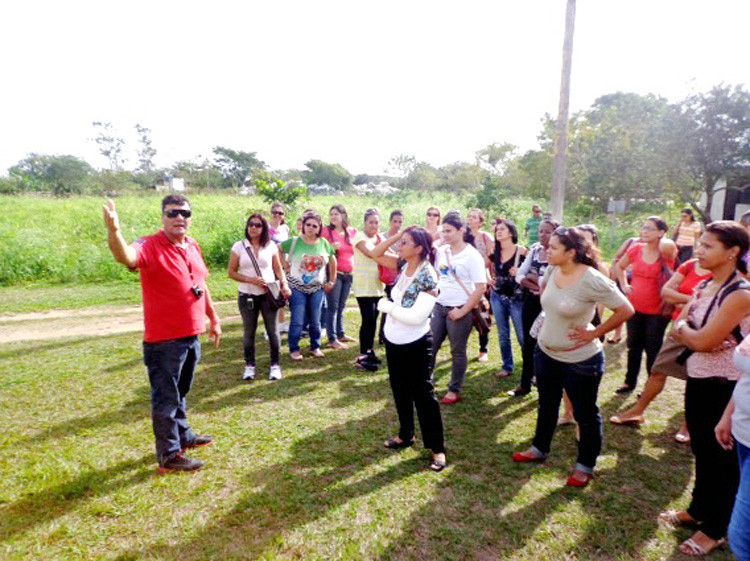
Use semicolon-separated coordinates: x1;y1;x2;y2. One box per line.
0;290;730;560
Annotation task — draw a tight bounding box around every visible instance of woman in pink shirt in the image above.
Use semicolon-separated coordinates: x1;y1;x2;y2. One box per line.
322;204;358;348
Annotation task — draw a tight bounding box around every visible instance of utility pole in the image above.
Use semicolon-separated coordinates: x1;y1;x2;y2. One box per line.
550;0;576;222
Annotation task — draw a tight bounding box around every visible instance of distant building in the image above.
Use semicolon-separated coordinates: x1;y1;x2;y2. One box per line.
702;173;750;221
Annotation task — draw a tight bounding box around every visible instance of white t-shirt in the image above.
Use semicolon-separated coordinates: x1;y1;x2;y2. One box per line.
435;244;486;307
384;265;437;345
231;240;278;295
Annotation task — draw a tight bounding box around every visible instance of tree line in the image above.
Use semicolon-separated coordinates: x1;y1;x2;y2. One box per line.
2;84;748;221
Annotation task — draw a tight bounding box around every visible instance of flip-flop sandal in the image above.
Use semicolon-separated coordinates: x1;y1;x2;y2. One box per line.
679;537;725;556
609;414;645;425
658;510;701;527
429;459;446;472
383;437;415;449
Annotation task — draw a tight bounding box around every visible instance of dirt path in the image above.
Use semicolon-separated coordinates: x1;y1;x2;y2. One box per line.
0;302;240;344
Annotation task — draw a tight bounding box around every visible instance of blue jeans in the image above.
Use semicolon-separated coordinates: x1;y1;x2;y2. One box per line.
490;291;524;373
142;336;200;465
289;288;324;352
326;272;353;342
531;347;605;473
730;440;750;561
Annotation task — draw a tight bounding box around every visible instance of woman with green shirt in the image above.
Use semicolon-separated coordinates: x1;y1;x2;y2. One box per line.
280;211;337;360
512;226;633;487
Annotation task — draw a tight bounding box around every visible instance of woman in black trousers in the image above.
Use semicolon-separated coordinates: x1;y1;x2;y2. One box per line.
663;221;750;556
372;226;446;472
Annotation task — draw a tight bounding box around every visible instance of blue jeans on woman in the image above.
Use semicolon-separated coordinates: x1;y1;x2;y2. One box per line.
326;272;353;343
531;347;605;473
490;291;524;374
730;440;750;561
289;288;325;352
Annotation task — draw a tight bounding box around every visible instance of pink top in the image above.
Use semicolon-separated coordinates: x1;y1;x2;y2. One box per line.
321;226;357;273
686;288;750;381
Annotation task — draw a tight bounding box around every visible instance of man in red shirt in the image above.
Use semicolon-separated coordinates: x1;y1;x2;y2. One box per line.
103;194;221;472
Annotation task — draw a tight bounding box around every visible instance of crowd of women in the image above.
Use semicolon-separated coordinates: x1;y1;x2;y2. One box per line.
226;201;750;559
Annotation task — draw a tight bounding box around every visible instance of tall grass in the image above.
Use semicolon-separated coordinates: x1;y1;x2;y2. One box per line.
0;192;674;286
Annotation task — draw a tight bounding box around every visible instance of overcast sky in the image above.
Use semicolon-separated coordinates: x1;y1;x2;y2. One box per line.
1;0;748;176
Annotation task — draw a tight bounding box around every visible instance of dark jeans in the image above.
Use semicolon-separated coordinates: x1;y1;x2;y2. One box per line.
520;293;542;391
685;376;739;540
624;312;670;388
677;245;694;265
385;332;445;454
238;292;280;366
378;284;393;344
730;441;750;560
325;272;353;343
477;330;489;353
430;302;474;393
532;347;605;472
357;296;380;354
143;336;200;465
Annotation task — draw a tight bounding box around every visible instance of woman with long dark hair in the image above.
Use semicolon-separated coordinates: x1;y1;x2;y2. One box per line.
512;227;633;487
510;218;559;397
371;226;446;471
228;213;291;380
660;221;750;556
490;219;526;379
321;204;358;349
672;208;702;265
612;216;675;394
431;212;487;404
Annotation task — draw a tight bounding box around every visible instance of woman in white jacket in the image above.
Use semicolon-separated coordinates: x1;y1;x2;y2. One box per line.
371;226;446;472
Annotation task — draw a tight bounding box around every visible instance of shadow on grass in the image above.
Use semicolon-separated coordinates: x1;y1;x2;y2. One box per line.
0;454;154;542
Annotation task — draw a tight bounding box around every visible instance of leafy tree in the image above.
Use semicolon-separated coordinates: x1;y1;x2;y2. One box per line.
386;154;418;178
676;84;750;221
303;160;353;190
402;162;439;191
475;142;517;173
92;121;125;171
171;159;224;190
504;149;553;199
212;147;266;188
471;173;510;217
9;154;95;195
134;123;157;173
255;177;308;208
435;162;486;192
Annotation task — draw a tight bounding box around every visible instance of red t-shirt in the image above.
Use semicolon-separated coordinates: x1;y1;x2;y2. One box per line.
626;243;675;315
132;230;209;343
672;259;712;320
321;226;357;273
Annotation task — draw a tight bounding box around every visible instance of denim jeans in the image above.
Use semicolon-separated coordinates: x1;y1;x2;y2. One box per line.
520;293;542;391
531;347;605;473
289;288;324;352
490;291;524;373
142;336;200;465
326;272;353;343
685;376;739;540
430;302;474;393
730;440;750;561
238;292;280;366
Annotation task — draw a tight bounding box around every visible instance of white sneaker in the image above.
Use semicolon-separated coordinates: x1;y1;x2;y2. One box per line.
269;364;282;380
242;365;255;380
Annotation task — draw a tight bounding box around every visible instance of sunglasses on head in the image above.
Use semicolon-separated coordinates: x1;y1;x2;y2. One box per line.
247;222;263;228
164;209;191;219
271;210;285;215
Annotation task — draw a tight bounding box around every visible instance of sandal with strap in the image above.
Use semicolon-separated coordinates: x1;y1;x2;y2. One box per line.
383;437;415;449
679;536;725;556
658;510;701;527
429;459;446;472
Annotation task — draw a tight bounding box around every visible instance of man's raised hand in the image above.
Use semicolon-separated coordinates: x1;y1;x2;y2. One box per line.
102;198;121;233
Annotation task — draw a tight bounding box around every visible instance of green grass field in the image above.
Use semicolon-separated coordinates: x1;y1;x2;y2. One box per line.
0;288;731;560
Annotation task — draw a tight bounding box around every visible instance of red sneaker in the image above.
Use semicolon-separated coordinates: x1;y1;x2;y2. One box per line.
565;471;593;487
512;450;545;463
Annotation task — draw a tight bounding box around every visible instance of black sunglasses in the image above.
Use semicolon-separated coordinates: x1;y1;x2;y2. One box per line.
247;222;263;228
271;210;285;216
164;209;192;219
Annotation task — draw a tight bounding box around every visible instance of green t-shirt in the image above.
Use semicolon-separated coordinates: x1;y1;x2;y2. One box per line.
525;216;543;244
280;236;335;289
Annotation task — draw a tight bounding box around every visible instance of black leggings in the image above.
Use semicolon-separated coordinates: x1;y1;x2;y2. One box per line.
357;296;380;354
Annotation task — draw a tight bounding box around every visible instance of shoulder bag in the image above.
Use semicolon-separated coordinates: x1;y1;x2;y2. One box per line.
245;242;287;310
446;249;491;336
